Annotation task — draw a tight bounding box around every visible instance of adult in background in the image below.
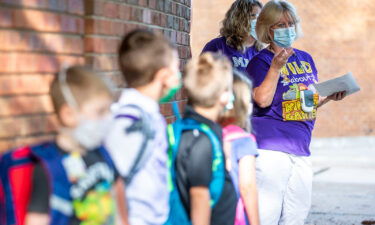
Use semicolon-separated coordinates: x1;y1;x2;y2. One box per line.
202;0;263;72
246;1;346;225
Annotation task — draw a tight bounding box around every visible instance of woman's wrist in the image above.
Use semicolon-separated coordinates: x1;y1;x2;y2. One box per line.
317;96;331;108
269;65;281;76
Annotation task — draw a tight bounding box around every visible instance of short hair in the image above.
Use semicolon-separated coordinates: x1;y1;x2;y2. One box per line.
219;70;253;130
50;66;113;115
184;52;233;108
220;0;263;52
256;0;302;44
118;29;176;88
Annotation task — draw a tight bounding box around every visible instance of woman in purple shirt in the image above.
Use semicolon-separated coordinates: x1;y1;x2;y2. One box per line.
246;1;346;225
202;0;263;72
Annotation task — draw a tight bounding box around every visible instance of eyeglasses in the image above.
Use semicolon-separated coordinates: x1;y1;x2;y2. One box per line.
272;22;295;29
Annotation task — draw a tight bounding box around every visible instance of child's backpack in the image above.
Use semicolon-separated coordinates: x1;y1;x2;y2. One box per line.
113;104;156;185
0;147;35;225
222;125;256;225
164;103;226;225
0;143;116;225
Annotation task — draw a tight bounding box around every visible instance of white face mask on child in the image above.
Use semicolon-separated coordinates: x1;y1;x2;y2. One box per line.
72;115;112;151
59;66;112;151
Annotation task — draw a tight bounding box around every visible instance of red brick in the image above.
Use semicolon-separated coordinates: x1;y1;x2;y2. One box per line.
85;55;118;72
0;74;54;96
84;37;120;54
0;0;72;14
85;0;101;15
151;11;161;26
0;95;53;117
0;53;84;73
60;14;84;34
178;46;190;59
148;0;157;9
119;5;132;20
130;7;143;22
102;1;119;19
0;140;14;153
0;30;83;54
176;31;183;44
174;88;188;101
160;103;173;117
85;18;124;36
0;7;12;27
67;0;84;15
165;116;176;124
7;8;84;33
0;114;57;138
171;2;177;15
139;0;148;7
160;14;167;27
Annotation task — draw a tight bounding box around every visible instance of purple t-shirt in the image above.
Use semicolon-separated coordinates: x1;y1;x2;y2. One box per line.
202;37;259;72
246;48;319;156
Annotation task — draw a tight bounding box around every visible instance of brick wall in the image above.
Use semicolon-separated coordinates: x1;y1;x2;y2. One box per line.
0;0;191;153
191;0;375;138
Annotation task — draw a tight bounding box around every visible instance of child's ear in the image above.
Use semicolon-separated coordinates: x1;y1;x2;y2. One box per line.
59;104;79;128
153;67;171;84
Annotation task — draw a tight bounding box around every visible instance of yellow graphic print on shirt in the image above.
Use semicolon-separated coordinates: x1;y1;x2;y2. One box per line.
282;83;319;121
278;60;319;121
64;157;116;225
73;181;115;225
280;61;316;87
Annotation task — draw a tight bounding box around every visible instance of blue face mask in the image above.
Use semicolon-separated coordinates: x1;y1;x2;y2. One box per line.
273;27;296;48
250;19;257;39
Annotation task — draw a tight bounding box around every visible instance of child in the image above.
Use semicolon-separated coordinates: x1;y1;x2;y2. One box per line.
219;70;260;225
0;66;126;225
173;52;237;225
104;29;181;225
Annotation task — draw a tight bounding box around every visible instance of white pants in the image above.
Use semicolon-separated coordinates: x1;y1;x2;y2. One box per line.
256;150;313;225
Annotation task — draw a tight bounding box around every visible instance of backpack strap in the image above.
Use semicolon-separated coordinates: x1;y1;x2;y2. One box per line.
223;125;256;142
0;170;5;225
97;146;117;173
30;143;73;223
0;147;35;225
199;123;225;207
168;118;225;208
114;104;155;185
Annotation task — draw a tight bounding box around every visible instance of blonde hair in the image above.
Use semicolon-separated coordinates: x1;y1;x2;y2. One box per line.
220;0;263;52
220;70;253;130
256;0;302;44
184;52;232;108
50;66;113;115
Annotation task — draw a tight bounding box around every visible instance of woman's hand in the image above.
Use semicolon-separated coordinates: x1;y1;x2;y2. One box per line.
317;91;346;108
270;48;294;71
253;48;295;108
327;91;346;101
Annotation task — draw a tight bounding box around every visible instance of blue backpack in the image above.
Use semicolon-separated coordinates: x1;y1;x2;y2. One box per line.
164;103;226;225
0;142;117;225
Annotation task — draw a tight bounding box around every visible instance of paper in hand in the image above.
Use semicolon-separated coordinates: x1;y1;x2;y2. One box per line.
313;72;360;97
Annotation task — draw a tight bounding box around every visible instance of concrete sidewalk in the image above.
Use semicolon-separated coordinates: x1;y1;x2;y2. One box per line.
306;137;375;225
